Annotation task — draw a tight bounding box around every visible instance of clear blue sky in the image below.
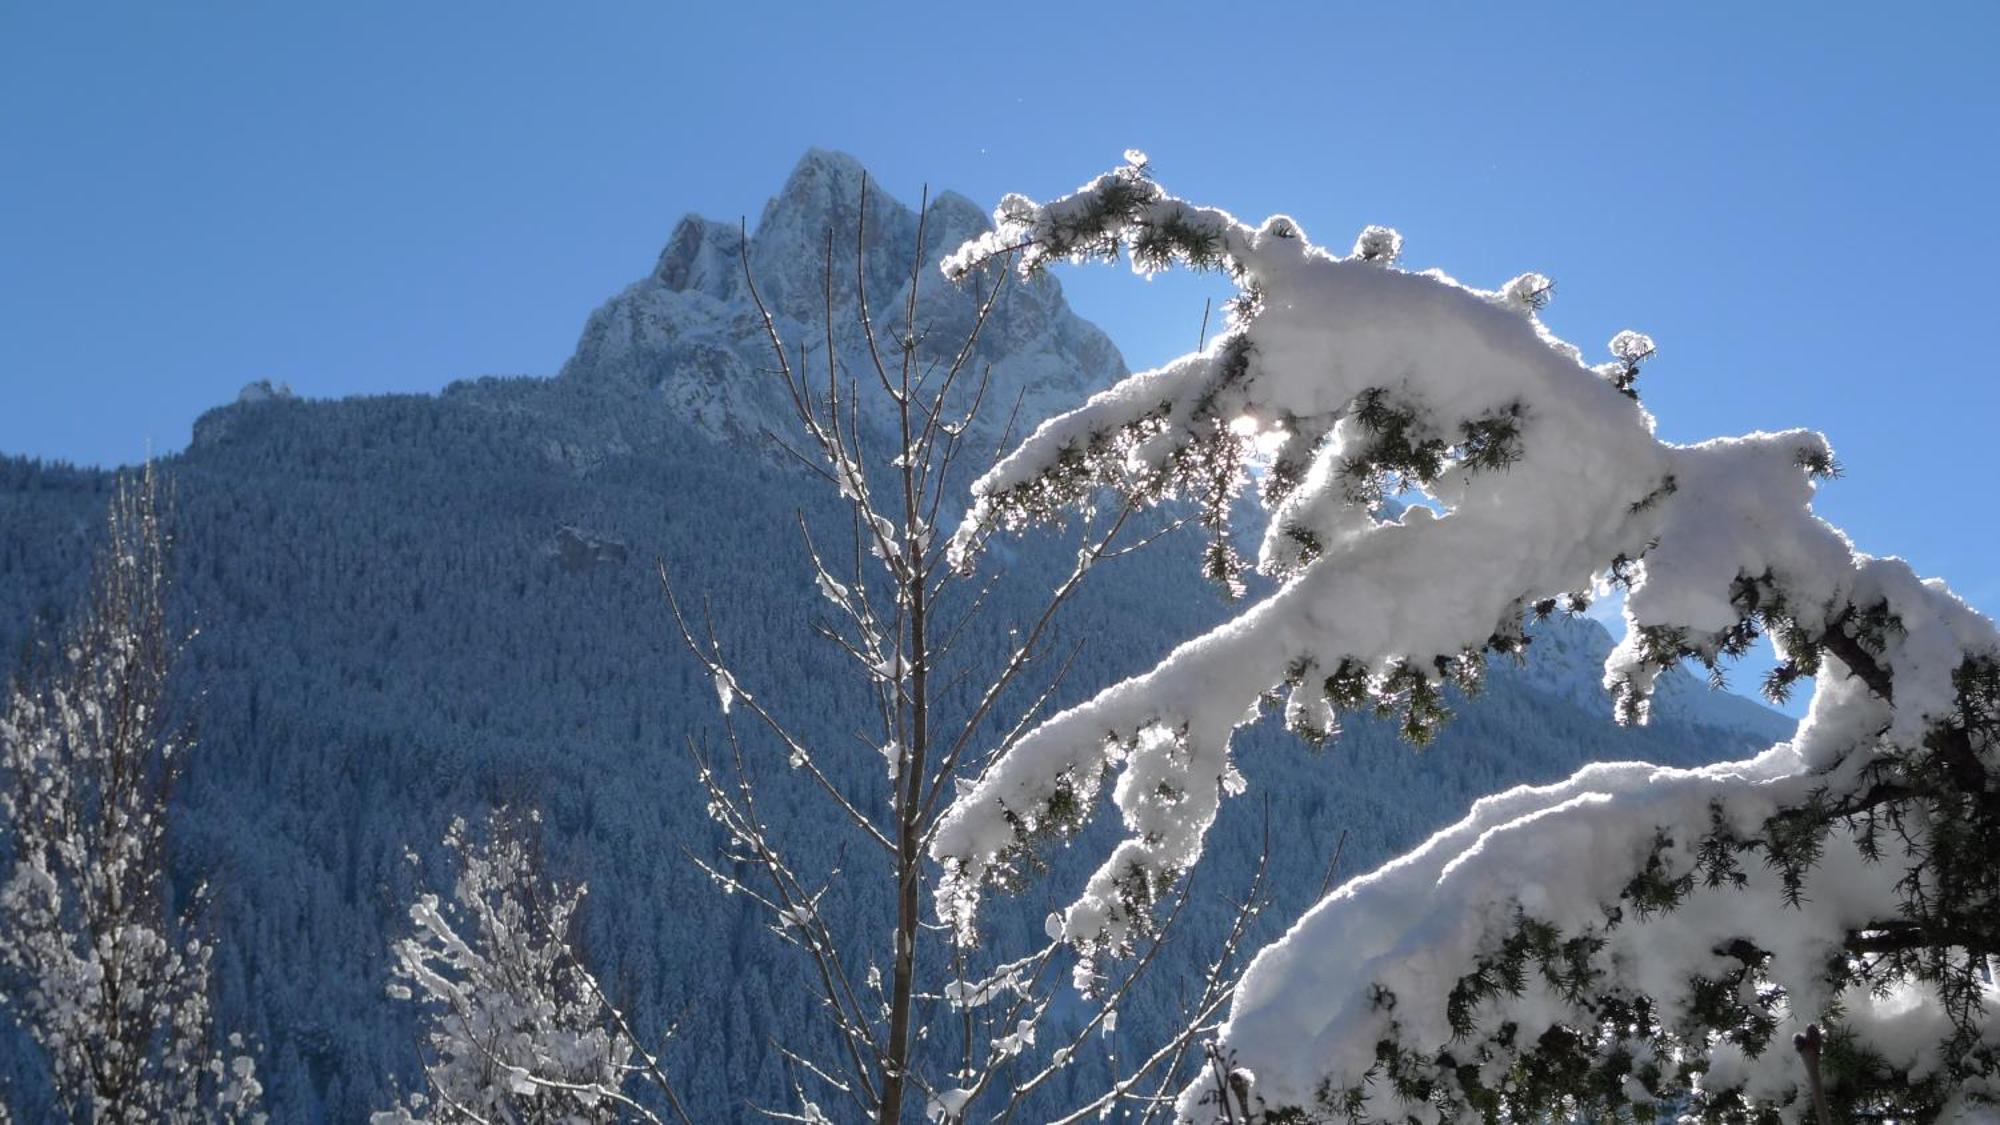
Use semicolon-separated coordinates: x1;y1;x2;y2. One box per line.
4;3;1995;630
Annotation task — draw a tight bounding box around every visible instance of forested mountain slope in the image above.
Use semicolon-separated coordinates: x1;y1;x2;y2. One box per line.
0;151;1791;1121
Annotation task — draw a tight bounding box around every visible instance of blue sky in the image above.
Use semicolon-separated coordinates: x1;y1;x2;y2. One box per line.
4;2;1996;645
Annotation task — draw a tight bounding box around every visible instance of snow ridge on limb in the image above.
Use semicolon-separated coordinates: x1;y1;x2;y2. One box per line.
929;159;2000;1119
1213;688;1998;1122
930;154;1672;952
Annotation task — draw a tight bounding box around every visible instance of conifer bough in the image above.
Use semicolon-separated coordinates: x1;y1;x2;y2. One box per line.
932;156;1999;1121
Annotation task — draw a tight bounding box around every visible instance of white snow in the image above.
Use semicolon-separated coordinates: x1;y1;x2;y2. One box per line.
928;162;2000;1119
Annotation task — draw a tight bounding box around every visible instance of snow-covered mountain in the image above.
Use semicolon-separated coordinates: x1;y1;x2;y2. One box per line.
0;151;1791;1122
560;147;1123;443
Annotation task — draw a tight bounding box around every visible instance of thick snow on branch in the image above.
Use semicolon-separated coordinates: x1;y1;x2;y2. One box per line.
1214;734;1995;1119
930;162;2000;1118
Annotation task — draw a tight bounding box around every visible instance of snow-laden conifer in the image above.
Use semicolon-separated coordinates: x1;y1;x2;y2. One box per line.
934;159;1999;1121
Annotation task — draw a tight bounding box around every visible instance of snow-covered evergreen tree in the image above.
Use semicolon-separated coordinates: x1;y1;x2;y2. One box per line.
0;465;264;1123
374;810;665;1124
932;157;1999;1121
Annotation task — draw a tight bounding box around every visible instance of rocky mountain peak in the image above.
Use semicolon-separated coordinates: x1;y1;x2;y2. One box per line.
560;149;1127;444
652;214;745;299
922;190;990;258
761;147;875;228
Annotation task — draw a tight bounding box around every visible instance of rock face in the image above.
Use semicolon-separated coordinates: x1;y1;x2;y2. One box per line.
549;525;629;572
0;151;1791;1123
238;379;297;404
561;148;1124;443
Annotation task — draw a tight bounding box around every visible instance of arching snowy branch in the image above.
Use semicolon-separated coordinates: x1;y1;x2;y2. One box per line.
930;160;2000;1120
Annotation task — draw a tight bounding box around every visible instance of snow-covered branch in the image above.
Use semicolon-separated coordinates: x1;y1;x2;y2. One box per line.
931;160;2000;1120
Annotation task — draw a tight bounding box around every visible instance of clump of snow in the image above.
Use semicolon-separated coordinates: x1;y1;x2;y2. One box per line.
926;1086;972;1123
1350;224;1402;265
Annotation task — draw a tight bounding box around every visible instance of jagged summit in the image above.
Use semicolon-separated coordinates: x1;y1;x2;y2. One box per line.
754;147;881;240
922;190;989;254
651;214;744;298
789;145;868;181
187;150;1125;466
561;149;1126;442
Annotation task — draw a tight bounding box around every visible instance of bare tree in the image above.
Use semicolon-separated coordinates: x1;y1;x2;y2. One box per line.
659;178;1266;1124
0;464;263;1123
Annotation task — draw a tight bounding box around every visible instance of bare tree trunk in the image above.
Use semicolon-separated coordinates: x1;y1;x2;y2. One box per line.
879;307;930;1125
